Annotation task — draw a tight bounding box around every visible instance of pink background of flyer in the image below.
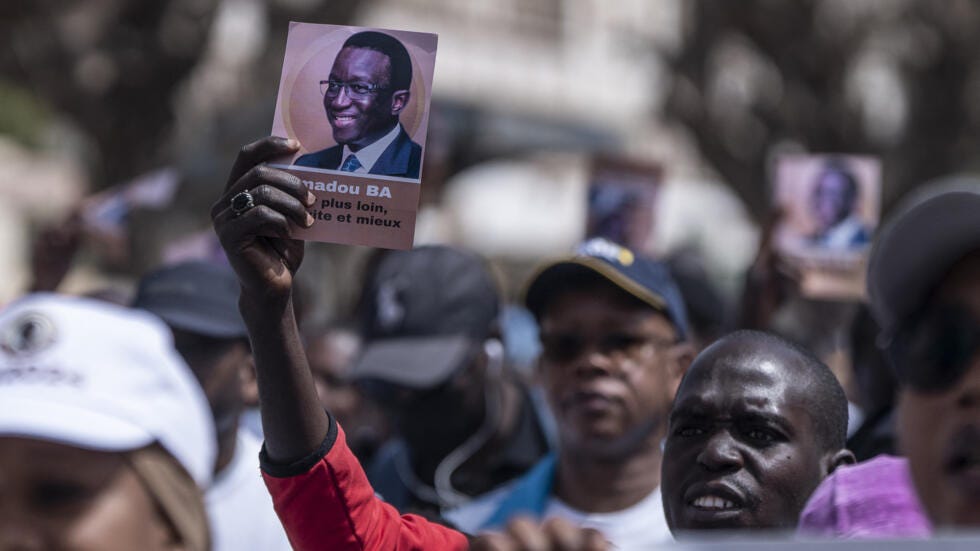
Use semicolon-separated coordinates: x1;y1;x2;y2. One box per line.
271;22;438;178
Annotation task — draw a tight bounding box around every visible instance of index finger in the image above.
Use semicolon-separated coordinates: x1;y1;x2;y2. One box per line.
226;137;300;191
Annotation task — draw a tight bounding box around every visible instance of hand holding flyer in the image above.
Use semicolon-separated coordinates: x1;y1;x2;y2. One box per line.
269;22;438;249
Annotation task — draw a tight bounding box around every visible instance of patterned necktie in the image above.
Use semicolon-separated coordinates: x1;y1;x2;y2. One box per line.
340;154;362;172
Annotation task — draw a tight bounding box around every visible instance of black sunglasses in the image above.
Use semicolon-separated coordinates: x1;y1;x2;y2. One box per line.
891;303;980;392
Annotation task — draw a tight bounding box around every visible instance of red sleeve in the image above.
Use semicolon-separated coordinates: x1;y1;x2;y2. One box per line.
261;418;470;551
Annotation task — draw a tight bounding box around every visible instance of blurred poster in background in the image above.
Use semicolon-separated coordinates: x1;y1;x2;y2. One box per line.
773;154;881;300
585;156;662;255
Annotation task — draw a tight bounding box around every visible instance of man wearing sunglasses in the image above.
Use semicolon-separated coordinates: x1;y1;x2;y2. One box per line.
294;30;423;179
448;238;695;548
800;181;980;536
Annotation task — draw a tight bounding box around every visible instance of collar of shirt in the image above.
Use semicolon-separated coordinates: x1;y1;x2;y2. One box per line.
341;124;402;173
823;214;866;249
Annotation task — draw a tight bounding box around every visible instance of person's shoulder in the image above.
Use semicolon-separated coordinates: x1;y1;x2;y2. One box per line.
466;454;558;532
443;483;516;533
445;454;555;533
826;454;909;486
363;438;412;508
377;126;421;179
798;454;930;538
295;145;343;169
388;125;419;151
851;223;872;246
207;429;265;500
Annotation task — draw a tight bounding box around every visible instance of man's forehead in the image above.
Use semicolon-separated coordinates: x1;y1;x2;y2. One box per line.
674;356;796;411
332;46;391;74
671;388;779;417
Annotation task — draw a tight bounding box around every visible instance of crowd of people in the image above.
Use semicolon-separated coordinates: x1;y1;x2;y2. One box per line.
1;130;976;550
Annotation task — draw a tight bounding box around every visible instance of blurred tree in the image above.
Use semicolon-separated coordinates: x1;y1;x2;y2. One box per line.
0;1;220;187
0;0;360;190
663;0;980;219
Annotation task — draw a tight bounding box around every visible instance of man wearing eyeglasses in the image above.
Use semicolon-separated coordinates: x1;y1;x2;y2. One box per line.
295;31;423;180
447;238;695;548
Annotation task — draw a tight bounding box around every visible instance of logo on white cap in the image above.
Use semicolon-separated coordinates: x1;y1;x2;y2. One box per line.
0;312;57;357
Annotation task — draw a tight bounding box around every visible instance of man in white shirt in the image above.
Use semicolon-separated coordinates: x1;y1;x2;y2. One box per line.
447;239;695;550
134;261;292;551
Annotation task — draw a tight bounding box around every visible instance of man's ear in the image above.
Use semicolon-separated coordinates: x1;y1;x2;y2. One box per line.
822;448;856;476
668;342;696;382
390;90;410;115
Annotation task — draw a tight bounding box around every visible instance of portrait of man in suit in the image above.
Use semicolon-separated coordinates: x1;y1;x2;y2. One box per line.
294;31;423;180
807;161;872;250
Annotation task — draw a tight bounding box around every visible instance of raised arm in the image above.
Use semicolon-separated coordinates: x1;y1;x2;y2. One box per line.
211;137;469;551
211;136;327;464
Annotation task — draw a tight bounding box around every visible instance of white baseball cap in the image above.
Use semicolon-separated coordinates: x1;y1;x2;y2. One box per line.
0;293;216;487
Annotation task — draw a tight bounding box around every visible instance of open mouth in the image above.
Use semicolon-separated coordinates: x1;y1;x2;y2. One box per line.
690;495;739;511
683;482;749;521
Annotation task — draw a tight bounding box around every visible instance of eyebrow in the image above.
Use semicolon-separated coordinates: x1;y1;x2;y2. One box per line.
668;399;711;424
669;398;795;436
737;410;796;437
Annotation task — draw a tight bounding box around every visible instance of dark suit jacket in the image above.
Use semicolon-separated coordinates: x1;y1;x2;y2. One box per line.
294;125;422;179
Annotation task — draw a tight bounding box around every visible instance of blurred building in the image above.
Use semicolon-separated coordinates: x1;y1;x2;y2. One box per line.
356;0;757;299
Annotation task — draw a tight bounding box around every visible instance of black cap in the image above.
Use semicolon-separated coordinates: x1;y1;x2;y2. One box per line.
352;246;500;389
524;238;689;340
133;261;246;339
868;178;980;343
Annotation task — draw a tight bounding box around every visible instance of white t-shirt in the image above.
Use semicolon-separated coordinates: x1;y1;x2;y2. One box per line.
543;486;672;550
205;429;292;551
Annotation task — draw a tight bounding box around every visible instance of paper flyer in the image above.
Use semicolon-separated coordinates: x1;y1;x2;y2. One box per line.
270;22;438;249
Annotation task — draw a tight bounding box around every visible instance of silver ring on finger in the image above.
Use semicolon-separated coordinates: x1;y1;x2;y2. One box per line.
230;190;256;217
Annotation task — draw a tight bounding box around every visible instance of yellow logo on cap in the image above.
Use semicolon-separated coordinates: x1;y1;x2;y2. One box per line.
577;238;636;266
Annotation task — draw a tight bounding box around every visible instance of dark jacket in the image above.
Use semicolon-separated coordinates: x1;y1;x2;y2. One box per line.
294;125;422;179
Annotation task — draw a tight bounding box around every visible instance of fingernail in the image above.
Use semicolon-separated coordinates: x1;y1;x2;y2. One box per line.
306;191;316;206
286;138;300;149
306;213;315;227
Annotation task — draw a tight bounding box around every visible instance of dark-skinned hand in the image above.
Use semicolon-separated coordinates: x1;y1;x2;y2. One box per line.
210;136;316;299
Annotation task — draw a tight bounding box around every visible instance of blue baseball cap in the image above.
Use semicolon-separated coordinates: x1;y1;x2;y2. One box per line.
524;238;689;340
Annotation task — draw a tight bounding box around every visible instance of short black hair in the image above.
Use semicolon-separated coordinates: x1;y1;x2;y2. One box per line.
342;31;412;90
707;330;849;451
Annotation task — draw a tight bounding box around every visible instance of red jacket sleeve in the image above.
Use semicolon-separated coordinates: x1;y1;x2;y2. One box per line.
261;417;470;551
